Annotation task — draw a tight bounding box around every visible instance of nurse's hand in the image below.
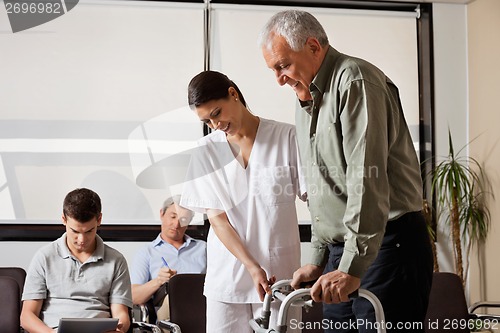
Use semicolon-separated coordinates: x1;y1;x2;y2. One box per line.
310;270;360;304
248;265;274;301
290;264;323;290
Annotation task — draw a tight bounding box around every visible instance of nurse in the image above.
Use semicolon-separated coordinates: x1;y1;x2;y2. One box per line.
180;70;305;333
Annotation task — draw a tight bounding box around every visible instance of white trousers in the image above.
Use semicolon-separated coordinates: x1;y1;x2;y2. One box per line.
206;298;301;333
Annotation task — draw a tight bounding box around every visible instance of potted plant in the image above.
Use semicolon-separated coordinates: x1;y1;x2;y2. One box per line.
427;130;493;287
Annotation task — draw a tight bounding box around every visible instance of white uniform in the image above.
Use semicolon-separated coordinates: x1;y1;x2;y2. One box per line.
181;118;305;304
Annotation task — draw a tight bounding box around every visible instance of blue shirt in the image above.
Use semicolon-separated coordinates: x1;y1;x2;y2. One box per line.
130;234;207;284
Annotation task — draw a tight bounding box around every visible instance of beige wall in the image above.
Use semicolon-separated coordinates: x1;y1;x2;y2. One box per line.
468;0;500;306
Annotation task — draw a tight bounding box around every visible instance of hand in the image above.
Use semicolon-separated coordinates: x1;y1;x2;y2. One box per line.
156;267;177;286
310;270;360;304
248;265;274;301
290;264;324;290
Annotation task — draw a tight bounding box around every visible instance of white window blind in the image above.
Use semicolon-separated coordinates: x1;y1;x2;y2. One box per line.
0;0;205;224
0;1;419;226
210;4;419;223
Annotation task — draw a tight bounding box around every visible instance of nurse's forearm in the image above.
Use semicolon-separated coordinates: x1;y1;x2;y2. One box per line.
207;209;260;270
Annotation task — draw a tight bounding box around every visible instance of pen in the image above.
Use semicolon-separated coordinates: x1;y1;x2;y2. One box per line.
161;257;170;269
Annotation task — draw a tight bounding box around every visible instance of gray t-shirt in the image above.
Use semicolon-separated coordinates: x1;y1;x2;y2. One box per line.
22;233;133;328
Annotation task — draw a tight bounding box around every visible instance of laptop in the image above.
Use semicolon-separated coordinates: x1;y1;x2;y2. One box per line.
57;318;119;333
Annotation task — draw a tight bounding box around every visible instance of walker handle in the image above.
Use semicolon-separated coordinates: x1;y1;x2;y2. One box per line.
349;289;359;299
299;280;359;300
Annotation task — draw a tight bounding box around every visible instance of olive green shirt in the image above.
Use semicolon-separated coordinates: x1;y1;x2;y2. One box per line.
296;46;423;278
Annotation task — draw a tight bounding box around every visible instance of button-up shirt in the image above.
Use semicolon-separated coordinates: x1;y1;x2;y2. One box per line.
130;234;207;285
296;46;423;278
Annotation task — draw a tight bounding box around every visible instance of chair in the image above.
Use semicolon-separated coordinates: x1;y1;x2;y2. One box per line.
0;267;26;300
425;272;470;333
131;314;162;333
0;267;27;333
0;276;21;333
132;300;161;333
425;272;500;333
468;298;500;331
132;274;206;333
133;281;168;325
158;273;206;333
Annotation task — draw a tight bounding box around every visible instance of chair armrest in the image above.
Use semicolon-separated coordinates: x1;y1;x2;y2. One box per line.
152;282;169;306
132;299;157;324
469;301;500;314
158;320;181;333
469;302;500;325
131;321;163;333
139;304;151;323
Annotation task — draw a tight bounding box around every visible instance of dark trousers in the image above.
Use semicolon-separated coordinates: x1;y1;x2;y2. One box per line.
323;211;433;333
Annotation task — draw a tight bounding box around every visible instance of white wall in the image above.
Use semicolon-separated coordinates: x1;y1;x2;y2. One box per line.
0;240;313;272
0;242;49;271
431;3;469;273
0;241;146;271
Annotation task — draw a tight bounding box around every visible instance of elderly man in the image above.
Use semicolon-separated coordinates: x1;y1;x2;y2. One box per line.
259;10;433;333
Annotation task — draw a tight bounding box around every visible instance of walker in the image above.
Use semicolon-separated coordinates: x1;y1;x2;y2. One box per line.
249;279;387;333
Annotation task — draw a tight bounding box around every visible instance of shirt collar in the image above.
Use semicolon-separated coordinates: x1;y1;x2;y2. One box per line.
311;46;341;97
152;233;164;247
154;233;195;249
300;46;340;114
56;232;104;261
56;233;71;259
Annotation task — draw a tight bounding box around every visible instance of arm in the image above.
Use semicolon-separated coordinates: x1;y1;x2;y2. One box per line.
20;299;56;333
337;80;390;277
109;303;130;333
131;267;176;305
207;208;272;301
109;254;133;329
310;76;390;303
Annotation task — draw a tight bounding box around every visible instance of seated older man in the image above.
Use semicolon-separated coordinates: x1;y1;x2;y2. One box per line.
130;195;207;320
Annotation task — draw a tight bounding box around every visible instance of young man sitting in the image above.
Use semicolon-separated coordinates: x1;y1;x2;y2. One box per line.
20;188;133;333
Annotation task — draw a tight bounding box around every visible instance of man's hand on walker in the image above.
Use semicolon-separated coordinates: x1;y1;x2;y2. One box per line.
311;270;361;304
290;264;323;290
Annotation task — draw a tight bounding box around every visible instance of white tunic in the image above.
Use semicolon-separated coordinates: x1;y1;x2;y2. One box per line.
181;118;306;303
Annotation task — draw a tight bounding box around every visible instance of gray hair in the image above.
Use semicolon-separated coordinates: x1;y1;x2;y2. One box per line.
258;10;329;52
161;195;194;219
